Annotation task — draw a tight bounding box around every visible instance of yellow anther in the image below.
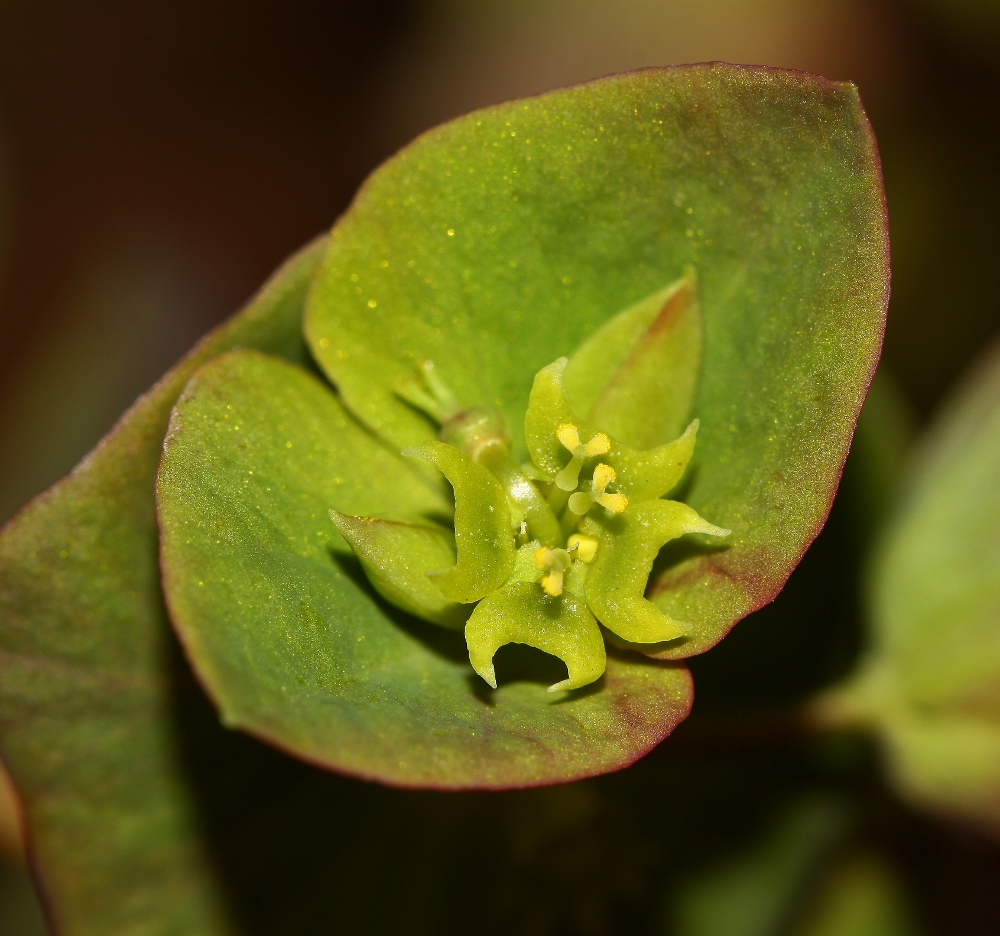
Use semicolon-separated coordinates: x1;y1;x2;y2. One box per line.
566;534;599;564
556;423;581;451
583;433;611;457
540;572;562;597
592;463;616;489
535;546;572;597
554;423;612;491
568;463;629;516
596;491;628;514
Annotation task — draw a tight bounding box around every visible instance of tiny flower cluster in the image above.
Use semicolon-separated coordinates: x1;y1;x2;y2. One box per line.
331;351;728;693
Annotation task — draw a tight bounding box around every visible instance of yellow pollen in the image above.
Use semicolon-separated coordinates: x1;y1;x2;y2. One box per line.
592;463;616;489
568;463;628;516
567;534;599;563
555;424;612;491
556;423;581;451
583;433;611;457
540;572;563;597
597;491;628;514
534;546;572;597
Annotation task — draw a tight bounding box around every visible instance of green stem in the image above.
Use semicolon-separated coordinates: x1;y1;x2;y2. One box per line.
547;485;570;517
558;502;582;539
476;444;563;547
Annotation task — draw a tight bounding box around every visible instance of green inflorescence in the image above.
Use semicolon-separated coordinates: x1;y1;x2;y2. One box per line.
330;272;729;692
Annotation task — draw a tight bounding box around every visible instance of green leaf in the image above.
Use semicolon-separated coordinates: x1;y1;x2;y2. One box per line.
793;854;919;936
403;441;516;602
0;237;326;934
306;65;888;658
563;268;701;449
670;799;917;936
818;339;1000;835
157;349;693;788
671;798;847;936
330;513;468;628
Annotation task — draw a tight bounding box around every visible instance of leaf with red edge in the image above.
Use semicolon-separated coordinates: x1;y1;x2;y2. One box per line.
0;238;325;934
159;65;886;789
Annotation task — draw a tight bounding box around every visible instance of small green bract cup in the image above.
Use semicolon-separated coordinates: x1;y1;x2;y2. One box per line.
332;271;730;692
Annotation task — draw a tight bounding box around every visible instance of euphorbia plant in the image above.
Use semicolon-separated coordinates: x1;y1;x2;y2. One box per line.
0;64;887;931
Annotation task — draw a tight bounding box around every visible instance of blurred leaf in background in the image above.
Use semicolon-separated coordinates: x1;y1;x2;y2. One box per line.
668;798;919;936
794;852;919;936
669;798;849;936
819;338;1000;836
916;0;1000;56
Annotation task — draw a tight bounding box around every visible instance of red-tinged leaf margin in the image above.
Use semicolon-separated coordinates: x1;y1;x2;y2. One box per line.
0;237;326;935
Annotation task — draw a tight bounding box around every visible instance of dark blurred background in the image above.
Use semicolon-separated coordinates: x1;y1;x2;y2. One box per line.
0;1;998;933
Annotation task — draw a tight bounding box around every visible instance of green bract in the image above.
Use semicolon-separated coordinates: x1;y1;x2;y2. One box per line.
156;66;887;787
0;63;888;929
0;240;325;934
305;66;887;665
